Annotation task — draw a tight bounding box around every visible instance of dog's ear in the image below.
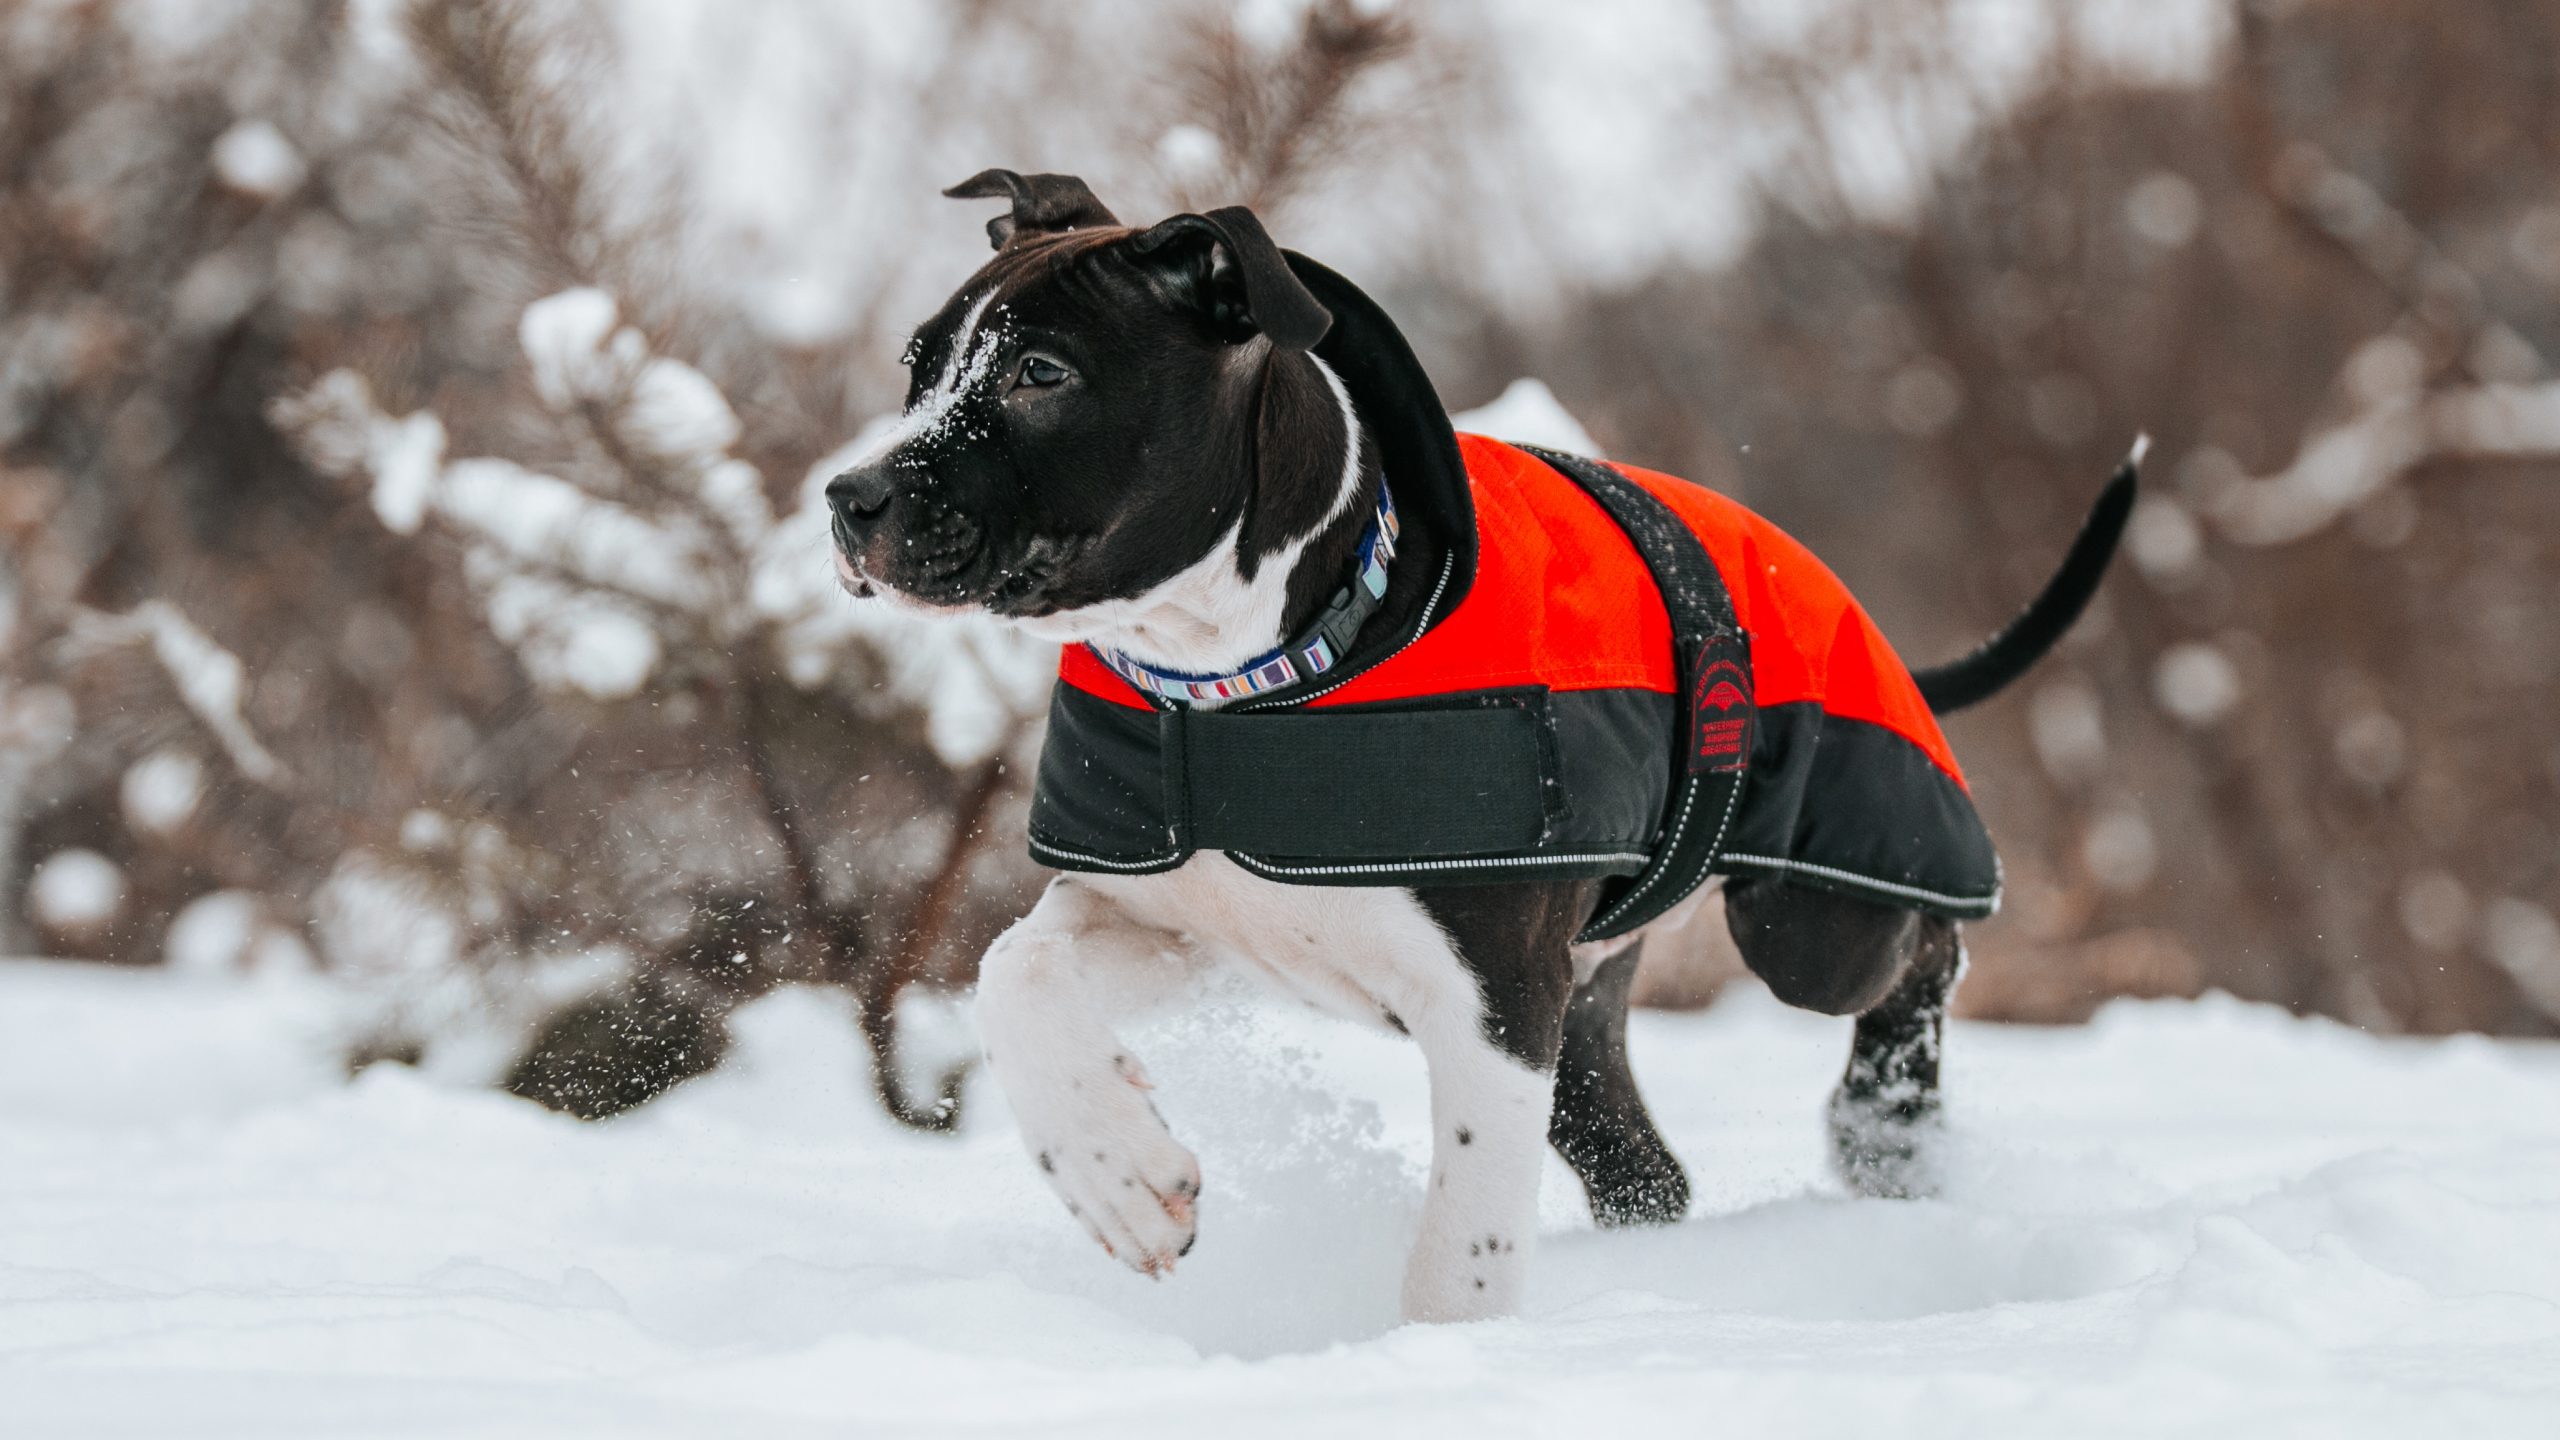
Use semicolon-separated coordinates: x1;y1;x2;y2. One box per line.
943;169;1120;249
1126;206;1332;351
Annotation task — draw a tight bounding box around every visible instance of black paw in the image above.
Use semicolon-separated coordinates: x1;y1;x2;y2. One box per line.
1827;1085;1943;1200
1586;1165;1693;1227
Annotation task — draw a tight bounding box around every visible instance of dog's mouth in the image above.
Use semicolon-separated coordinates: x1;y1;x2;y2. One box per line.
831;512;1084;621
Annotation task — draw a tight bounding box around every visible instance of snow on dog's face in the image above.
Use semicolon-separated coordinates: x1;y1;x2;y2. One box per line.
826;171;1333;631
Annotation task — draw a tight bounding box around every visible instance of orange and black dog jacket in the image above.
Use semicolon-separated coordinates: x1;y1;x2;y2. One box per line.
1024;260;1997;939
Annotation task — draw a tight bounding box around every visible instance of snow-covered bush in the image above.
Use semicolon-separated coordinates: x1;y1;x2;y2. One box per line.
0;0;1446;1118
5;0;2557;1088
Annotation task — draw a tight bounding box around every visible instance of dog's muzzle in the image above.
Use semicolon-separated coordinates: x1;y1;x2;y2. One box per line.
827;460;988;601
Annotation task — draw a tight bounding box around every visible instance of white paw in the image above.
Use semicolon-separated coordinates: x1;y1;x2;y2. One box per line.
1005;1051;1201;1276
1401;1225;1528;1323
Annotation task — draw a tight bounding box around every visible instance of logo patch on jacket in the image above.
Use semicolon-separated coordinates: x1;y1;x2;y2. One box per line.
1690;640;1753;775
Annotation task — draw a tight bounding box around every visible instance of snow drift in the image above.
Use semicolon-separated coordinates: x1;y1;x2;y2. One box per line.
1;963;2554;1437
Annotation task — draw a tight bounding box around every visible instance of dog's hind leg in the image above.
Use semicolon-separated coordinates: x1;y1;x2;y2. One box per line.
1827;916;1961;1199
976;878;1209;1277
1548;943;1690;1226
1722;875;1958;1199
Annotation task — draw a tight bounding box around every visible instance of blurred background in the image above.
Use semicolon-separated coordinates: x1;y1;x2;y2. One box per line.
4;0;2556;1130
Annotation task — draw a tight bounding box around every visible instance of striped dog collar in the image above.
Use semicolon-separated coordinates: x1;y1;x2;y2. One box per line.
1093;482;1400;706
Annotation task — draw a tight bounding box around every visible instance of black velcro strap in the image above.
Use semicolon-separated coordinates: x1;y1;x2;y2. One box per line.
1520;445;1753;941
1167;699;1547;859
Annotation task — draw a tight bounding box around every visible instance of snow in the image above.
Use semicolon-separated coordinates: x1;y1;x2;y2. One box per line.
2213;378;2560;547
1156;122;1224;180
2399;870;2472;952
518;287;742;462
209;118;304;199
117;747;204;835
440;459;712;611
2;964;2555;1437
2151;640;2239;726
309;852;463;990
164;890;261;976
625;355;744;460
2122;170;2203;249
2028;675;2108;782
68;602;287;786
588;0;2232;339
24;850;123;930
164;891;312;979
280;340;741;702
696;456;774;552
2080;807;2159;893
1450;378;1600;455
2125;494;2202;580
520;288;630;412
366;407;446;536
2480;899;2560;1017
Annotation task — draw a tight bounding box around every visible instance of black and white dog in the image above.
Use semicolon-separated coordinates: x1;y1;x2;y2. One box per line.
829;171;2130;1323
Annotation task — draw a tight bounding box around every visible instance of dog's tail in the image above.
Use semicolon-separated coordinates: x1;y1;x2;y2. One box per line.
1911;437;2144;716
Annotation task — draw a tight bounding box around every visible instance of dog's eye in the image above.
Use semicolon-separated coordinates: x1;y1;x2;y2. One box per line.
1016;355;1071;389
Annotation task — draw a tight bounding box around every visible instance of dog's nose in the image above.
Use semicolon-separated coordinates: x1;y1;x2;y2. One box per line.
827;463;897;521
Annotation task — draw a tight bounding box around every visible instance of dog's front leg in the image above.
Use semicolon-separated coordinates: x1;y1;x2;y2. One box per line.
1395;892;1577;1324
1403;1013;1557;1322
976;878;1206;1277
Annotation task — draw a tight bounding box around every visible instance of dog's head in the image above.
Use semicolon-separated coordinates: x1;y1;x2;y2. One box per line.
828;170;1339;639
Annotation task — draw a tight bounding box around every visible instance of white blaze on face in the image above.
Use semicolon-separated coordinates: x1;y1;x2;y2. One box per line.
1007;351;1367;686
854;291;1005;469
